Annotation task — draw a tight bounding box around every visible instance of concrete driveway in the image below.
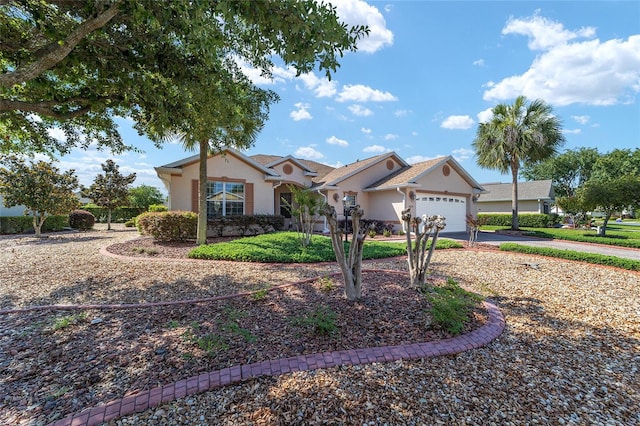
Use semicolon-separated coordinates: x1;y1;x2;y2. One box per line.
441;231;640;261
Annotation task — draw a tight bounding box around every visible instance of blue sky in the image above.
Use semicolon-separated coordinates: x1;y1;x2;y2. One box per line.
54;1;640;193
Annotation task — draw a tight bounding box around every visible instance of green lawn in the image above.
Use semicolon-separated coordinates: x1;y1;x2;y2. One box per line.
188;232;462;263
481;223;640;249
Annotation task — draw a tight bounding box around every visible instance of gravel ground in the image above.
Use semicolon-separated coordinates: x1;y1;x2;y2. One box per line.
1;226;639;425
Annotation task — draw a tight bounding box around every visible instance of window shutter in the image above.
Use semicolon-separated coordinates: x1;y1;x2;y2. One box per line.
245;183;254;215
191;180;198;213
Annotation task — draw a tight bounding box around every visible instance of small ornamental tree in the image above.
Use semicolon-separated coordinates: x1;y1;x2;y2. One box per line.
83;160;136;230
323;204;372;301
128;185;165;210
402;208;446;288
0;156;79;237
282;185;324;247
579;176;640;236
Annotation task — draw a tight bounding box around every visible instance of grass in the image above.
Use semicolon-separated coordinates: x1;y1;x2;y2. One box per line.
482;223;640;249
499;243;640;271
291;305;338;336
52;313;87;331
188;231;462;263
423;277;483;335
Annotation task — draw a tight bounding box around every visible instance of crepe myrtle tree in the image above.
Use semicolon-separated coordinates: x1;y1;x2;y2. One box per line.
401;209;446;289
82;159;135;230
323;204;373;301
281;184;324;247
0;156;80;237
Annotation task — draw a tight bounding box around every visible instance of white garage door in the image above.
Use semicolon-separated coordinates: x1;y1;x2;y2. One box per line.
415;194;467;233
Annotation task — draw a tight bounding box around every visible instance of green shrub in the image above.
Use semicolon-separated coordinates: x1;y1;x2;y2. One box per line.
206;214;285;237
499;243;640;271
124;218;136;227
148;204;168;212
69;209;95;230
0;215;69;234
80;205;145;223
291;305;338;336
425;277;483;335
0;216;33;234
137;211;197;241
478;213;555;228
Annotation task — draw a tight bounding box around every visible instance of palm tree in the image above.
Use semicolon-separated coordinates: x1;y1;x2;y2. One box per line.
473;96;565;230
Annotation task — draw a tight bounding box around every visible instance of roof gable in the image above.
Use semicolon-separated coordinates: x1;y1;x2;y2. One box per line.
157;148;279;177
315;152;408;188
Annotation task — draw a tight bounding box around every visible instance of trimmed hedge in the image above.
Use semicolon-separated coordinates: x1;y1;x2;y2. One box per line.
207;214;285;237
0;215;69;234
499;243;640;271
148;204;168;212
137;211;197;241
69;209;96;230
81;206;146;223
478;213;557;228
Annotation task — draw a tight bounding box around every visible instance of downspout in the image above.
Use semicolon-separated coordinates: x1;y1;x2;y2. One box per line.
397;187;406;233
317;190;329;233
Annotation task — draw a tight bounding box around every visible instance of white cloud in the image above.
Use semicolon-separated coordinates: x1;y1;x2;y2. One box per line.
564;129;582;134
295;146;325;160
572;115;590;125
473;59;486;67
348;104;373;116
411;131;418;136
477;108;494;123
394;109;411;117
336;84;397;102
290;103;312;121
361;127;372;134
503;12;596;51
326;136;349;147
47;128;67;141
298;72;338;97
485;15;640;106
332;0;394;53
452;148;474;162
363;144;389;153
384;4;393;13
441;115;475;130
383;133;398;141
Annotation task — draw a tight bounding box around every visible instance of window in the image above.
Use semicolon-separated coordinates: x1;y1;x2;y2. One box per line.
343;193;356;207
206;181;244;219
280;192;292;218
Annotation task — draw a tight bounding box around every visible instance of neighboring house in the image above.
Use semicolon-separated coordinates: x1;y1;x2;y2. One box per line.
476;180;555;214
155;149;485;234
0;195;26;216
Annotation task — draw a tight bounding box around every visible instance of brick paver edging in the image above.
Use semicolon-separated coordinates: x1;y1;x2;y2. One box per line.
48;299;505;426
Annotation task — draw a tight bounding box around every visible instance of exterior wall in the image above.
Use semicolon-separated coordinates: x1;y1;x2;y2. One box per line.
0;195;26;216
270;161;313;187
411;165;474;219
335;158;404;216
168;154;274;214
367;190;405;223
476;200;543;214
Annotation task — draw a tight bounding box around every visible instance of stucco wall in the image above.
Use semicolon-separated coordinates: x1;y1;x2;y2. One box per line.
168;154;274;214
367;190;404;222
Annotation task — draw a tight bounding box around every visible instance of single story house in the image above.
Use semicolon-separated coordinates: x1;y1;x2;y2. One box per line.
155;149;486;234
476;180;555;214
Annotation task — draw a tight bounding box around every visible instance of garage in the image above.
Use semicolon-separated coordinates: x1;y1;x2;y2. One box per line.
415;194;467;233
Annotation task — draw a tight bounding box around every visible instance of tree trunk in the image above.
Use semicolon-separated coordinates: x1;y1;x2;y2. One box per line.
197;139;208;245
402;209;446;289
599;212;611;237
511;161;520;230
33;214;45;238
107;209;112;230
323;205;367;301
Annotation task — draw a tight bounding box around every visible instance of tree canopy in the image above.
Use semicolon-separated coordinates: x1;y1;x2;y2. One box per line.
82;159;135;230
128;185;165;210
0;156;79;236
1;0;367;155
473;96;565;230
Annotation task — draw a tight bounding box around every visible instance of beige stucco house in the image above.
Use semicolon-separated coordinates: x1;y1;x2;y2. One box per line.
155;149;485;234
476;180;555;214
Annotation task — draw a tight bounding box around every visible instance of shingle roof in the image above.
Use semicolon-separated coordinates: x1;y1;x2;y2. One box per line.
366;157;445;189
314;152;407;188
249;155;335;182
478;180;554;202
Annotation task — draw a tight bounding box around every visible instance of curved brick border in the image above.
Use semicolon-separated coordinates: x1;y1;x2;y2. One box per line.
47;299;504;426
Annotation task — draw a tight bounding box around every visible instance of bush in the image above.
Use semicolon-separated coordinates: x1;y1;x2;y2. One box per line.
69;210;96;230
207;214;285;237
0;215;69;234
425;277;483;335
478;213;556;228
148;204;168;212
80;205;145;223
137;211;197;241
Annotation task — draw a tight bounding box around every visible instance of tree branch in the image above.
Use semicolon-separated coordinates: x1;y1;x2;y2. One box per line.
0;99;91;119
0;1;121;88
